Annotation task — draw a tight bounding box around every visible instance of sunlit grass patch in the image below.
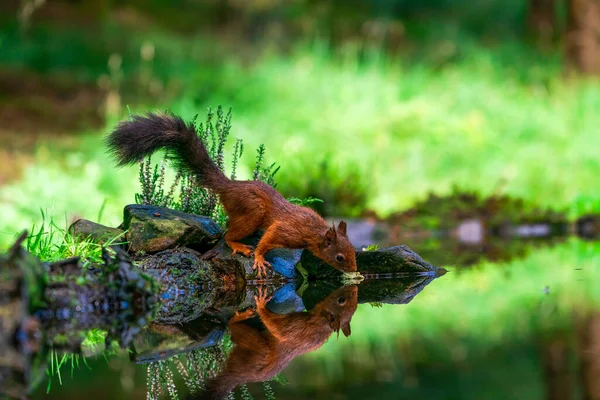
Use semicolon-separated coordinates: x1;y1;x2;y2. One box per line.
24;210;126;263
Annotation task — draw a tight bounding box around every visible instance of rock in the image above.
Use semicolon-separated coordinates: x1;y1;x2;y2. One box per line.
300;244;443;280
123;204;222;254
202;232;300;281
138;248;245;325
68;219;125;246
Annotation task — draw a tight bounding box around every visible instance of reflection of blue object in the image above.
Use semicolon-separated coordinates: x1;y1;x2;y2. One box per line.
265;248;302;278
267;283;305;314
200;327;225;348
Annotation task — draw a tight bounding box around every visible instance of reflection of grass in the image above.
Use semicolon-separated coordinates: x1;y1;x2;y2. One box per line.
291;239;600;387
46;329;114;393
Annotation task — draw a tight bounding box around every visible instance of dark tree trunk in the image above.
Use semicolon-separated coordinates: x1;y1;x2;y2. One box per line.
528;0;557;46
578;314;600;400
565;0;600;75
541;337;574;400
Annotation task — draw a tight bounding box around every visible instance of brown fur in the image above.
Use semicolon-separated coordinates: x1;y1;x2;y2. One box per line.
196;286;358;400
106;112;357;277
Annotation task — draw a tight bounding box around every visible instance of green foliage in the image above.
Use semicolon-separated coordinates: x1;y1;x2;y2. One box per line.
271;374;289;385
240;384;253;400
363;244;380;252
263;381;276;400
252;144;280;188
135;157;181;208
288;196;324;207
3;18;600;244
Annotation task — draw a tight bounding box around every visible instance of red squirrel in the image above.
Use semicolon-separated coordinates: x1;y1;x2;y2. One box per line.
107;112;357;278
194;285;358;400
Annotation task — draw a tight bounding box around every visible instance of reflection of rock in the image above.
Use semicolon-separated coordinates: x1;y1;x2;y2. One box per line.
139;247;244;325
0;233;45;399
132;314;227;364
40;248;158;349
123;204;222;254
301;273;443;310
69;219;125;246
0;233;158;398
576;214;600;239
455;218;484;244
301;244;442;279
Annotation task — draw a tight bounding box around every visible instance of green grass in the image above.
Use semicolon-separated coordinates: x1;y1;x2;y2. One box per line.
23;210;126;263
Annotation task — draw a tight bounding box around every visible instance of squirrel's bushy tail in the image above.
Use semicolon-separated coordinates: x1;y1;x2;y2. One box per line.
106;112;229;190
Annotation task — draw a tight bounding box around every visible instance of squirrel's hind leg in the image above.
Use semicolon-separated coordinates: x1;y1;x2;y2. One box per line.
225;210;265;257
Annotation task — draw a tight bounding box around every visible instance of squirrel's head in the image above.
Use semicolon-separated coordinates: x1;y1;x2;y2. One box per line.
318;285;358;338
319;221;357;273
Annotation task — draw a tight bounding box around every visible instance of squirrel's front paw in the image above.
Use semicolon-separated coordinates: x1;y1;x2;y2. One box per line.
233;308;256;321
252;257;271;279
254;286;272;307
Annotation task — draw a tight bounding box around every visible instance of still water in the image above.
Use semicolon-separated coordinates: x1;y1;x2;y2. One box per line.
3;235;599;400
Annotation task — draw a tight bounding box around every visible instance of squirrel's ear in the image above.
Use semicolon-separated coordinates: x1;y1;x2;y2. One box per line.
337;221;347;236
341;322;352;337
325;226;337;245
322;309;342;334
320;309;336;325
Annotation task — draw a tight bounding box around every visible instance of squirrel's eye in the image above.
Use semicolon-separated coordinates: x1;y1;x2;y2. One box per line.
336;254;344;262
338;297;346;305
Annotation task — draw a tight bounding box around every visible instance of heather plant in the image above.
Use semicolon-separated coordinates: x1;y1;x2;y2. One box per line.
135;106;280;227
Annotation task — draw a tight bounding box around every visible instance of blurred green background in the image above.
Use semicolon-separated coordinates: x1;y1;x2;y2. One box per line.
1;0;600;399
2;0;600;247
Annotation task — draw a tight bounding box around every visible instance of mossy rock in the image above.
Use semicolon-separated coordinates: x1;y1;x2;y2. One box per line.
123;204;222;254
68;219;125;246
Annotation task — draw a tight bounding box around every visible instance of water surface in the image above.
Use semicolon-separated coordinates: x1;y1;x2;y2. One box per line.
3;236;599;400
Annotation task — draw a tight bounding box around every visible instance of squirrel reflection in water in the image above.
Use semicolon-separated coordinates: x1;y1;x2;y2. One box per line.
189;285;358;400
